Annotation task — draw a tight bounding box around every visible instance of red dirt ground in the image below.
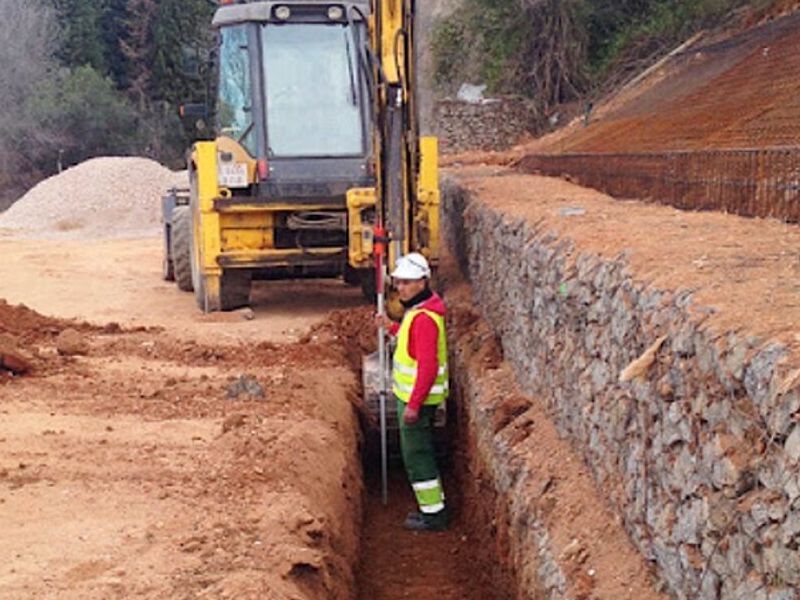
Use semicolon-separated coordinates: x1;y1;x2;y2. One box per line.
0;234;515;599
530;9;800;154
1;301;365;599
356;468;512;600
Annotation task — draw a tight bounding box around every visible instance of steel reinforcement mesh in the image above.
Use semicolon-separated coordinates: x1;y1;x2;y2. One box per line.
518;148;800;222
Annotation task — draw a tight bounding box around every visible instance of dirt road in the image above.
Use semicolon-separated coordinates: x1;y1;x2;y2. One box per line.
0;234;367;599
0;234;364;344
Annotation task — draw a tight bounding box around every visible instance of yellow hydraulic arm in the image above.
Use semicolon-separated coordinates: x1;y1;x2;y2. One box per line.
370;0;440;274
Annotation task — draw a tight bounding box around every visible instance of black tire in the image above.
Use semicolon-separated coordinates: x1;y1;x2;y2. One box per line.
162;226;175;281
162;256;175;281
189;213;210;311
220;271;252;310
343;265;361;286
360;268;376;301
171;206;193;292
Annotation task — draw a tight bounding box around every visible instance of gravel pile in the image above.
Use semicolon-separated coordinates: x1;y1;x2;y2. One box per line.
0;157;186;239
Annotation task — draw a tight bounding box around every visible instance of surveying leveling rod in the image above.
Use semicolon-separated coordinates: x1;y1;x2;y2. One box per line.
374;225;389;506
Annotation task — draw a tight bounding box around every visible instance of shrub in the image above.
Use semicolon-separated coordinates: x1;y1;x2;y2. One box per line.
20;65;144;170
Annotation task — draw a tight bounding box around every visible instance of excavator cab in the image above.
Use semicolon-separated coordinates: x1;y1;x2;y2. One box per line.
215;3;373;206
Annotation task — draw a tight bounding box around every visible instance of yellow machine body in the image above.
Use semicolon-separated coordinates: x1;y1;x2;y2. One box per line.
164;0;440;312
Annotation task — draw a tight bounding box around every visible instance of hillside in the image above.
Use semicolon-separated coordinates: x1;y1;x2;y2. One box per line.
536;10;800;153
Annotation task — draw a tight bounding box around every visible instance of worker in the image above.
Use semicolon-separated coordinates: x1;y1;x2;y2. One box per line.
376;252;449;531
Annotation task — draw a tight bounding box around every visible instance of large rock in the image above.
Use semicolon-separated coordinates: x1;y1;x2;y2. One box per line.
56;328;89;356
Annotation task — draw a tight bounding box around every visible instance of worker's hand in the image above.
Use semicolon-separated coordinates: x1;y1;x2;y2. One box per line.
403;406;420;425
374;313;393;331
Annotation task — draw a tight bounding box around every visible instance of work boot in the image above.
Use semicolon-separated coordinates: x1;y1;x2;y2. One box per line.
403;510;448;531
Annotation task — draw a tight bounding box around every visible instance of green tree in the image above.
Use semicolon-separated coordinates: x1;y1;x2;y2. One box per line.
120;0;215;162
122;0;214;107
433;0;587;110
152;0;215;104
21;65;143;169
100;0;131;87
51;0;108;73
121;0;157;107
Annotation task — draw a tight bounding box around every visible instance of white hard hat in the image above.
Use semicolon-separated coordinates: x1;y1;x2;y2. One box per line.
391;252;431;280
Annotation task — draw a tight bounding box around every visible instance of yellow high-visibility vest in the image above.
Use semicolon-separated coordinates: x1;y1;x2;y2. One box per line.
392;307;449;405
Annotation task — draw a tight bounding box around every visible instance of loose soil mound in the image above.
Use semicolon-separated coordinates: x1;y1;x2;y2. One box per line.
0;299;67;342
0;299;92;378
1;307;363;599
304;306;376;369
0;157;185;239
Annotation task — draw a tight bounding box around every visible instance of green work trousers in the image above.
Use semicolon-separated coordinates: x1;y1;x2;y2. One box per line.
397;400;446;517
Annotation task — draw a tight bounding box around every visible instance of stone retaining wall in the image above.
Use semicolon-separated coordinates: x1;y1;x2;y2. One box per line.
435;98;536;153
443;178;800;600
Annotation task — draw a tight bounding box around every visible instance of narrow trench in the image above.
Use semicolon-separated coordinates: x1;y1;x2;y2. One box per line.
353;370;514;599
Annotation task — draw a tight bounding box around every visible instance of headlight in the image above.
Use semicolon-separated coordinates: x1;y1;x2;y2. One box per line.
327;5;344;20
274;5;291;20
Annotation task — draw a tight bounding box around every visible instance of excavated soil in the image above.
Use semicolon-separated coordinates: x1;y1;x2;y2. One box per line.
0;227;376;598
0;229;519;599
0;300;96;380
0;299;365;599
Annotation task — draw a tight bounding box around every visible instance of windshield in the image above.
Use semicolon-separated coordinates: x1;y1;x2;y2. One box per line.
262;23;364;158
218;25;256;154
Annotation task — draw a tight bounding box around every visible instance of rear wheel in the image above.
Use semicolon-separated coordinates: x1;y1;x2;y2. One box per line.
171;207;193;292
162;258;175;281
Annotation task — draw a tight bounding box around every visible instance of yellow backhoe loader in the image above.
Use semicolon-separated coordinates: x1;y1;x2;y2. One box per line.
161;0;440;313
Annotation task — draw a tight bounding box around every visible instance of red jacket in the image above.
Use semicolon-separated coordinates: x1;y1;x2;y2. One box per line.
389;292;446;411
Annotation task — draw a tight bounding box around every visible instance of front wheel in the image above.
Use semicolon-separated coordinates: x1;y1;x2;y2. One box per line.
162;254;174;282
162;224;175;281
344;265;361;286
171;207;193;292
